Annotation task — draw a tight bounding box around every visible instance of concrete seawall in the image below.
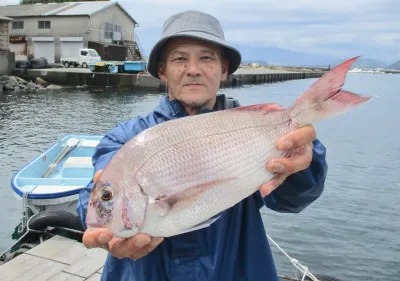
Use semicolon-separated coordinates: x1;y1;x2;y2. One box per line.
13;67;324;90
0;51;15;75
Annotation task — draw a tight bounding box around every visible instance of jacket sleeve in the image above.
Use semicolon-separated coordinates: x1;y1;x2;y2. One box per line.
263;139;328;213
76;118;151;229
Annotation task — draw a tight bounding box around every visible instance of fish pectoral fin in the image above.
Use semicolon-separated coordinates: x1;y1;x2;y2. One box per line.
174;215;222;235
147;198;170;217
165;177;238;204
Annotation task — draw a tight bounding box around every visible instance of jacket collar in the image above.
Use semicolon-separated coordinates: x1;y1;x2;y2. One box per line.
154;94;239;119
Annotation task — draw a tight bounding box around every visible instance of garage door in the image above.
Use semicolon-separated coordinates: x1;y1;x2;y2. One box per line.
32;37;55;64
10;43;27;61
60;37;84;58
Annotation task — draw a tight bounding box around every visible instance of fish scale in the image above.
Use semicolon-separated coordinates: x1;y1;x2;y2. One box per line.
141;122;286;195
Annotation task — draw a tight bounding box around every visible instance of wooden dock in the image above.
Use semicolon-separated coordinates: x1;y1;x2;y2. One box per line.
0;235;107;281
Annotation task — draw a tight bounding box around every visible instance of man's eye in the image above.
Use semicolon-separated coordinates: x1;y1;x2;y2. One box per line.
173;57;186;61
202;56;214;61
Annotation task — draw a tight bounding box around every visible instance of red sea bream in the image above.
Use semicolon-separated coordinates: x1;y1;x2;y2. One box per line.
86;57;371;238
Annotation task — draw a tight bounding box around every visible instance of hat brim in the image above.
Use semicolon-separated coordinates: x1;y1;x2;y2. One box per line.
147;32;242;79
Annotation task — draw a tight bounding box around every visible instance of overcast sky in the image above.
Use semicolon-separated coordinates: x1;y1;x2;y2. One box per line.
2;0;399;63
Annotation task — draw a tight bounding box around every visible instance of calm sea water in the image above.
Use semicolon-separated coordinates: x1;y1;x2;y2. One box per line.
0;73;399;280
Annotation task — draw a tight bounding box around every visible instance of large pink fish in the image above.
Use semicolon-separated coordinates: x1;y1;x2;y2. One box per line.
86;57;371;238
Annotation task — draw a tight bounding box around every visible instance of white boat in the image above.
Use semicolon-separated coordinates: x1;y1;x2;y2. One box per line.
11;135;102;216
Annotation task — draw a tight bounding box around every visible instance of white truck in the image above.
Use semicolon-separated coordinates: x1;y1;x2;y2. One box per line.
60;48;101;68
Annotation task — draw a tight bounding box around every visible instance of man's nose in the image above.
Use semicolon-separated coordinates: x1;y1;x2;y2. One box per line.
186;58;200;76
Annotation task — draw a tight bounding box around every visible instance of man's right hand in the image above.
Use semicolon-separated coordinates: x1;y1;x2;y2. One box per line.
82;170;164;260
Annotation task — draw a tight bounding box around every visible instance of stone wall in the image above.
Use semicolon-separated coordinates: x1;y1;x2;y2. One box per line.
0;51;15;75
0;21;9;51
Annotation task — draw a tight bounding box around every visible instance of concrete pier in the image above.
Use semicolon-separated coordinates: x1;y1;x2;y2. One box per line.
12;67;324;90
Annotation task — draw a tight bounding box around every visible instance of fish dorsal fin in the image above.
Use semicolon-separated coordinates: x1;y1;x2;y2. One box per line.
232;103;285;113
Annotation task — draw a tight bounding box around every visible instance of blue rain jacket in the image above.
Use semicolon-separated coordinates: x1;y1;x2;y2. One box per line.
77;94;327;281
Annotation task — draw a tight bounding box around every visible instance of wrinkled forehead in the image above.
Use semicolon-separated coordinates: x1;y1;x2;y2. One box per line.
164;37;223;57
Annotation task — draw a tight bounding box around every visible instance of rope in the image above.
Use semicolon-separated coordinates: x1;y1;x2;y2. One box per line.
267;234;319;281
0;214;43;259
1;223;84;260
1;191;84;262
54;226;84;235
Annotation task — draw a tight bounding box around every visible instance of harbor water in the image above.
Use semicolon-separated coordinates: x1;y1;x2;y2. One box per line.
0;73;399;280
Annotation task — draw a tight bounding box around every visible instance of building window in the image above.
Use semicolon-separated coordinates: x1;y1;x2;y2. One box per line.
38;21;51;29
104;22;113;39
114;25;121;33
12;21;24;29
113;24;122;41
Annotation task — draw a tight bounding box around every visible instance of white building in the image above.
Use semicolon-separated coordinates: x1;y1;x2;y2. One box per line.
0;1;142;63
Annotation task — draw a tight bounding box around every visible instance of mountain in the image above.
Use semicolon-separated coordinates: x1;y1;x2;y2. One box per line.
227;42;393;70
387;60;400;70
347;58;387;69
228;42;336;67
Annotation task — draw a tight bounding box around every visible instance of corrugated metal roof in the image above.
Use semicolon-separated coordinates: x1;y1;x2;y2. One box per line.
52;1;112;16
0;3;67;17
0;16;13;21
0;1;137;24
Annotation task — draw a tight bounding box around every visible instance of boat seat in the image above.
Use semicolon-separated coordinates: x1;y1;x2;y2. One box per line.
31;185;83;194
79;140;100;148
63;157;93;168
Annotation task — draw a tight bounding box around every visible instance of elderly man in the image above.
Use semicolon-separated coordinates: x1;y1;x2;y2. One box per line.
77;10;327;281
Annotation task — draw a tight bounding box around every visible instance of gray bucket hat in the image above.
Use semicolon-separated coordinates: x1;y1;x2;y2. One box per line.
147;10;242;79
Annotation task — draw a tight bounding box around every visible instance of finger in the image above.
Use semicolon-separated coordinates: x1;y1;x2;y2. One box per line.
143;237;164;253
128;236;164;260
132;233;152;248
277;125;316;151
267;159;285;174
108;238;136;259
82;228;113;249
259;174;287;197
93;170;103;184
271;144;313;174
106;234;153;260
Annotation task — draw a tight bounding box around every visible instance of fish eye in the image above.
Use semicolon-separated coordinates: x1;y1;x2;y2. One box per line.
100;187;113;201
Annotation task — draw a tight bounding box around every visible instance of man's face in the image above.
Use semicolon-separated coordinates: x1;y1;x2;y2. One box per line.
158;37;229;111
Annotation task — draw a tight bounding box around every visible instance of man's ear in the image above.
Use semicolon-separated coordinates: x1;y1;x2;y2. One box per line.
221;59;229;81
158;65;167;82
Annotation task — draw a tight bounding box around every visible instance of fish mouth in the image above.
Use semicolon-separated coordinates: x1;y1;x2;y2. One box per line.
114;228;139;238
85;221;106;229
85;214;107;229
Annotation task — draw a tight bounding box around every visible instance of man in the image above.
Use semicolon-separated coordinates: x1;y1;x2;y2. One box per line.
77;10;327;281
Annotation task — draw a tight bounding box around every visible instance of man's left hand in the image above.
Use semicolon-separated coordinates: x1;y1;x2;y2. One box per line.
259;125;316;197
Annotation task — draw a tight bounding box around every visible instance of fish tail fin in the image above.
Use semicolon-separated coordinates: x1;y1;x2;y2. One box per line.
289;57;372;127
